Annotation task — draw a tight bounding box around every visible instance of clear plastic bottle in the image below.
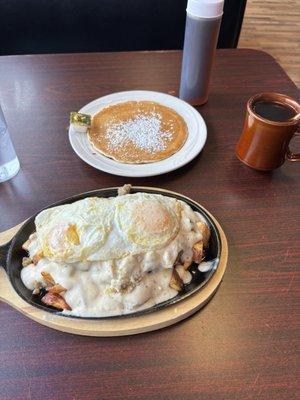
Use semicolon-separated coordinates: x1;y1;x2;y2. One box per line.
179;0;224;105
0;105;20;183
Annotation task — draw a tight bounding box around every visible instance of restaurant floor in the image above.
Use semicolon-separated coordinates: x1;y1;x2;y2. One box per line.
239;0;300;86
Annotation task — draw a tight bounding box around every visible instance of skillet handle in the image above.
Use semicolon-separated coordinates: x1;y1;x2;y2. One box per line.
0;221;26;247
0;221;26;271
0;242;10;271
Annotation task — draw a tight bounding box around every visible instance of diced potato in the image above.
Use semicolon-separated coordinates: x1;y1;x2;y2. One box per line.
117;184;132;196
32;281;41;295
196;221;210;246
169;268;183;291
41;292;71;310
47;284;67;294
175;265;185;279
192;241;203;263
22;239;30;251
41;271;55;286
182;259;192;270
22;257;32;267
32;251;44;265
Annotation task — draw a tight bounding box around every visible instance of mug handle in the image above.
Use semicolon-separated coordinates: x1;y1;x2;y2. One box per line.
286;119;300;162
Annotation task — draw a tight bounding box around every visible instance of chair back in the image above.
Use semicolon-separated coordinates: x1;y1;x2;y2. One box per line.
0;0;247;55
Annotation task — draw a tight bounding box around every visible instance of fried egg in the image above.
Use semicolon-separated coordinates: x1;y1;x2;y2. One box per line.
115;193;180;249
35;197;113;263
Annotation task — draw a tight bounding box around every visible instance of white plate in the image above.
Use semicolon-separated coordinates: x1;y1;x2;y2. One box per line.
68;90;207;177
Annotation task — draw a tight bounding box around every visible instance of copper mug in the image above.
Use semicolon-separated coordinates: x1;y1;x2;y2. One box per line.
236;93;300;170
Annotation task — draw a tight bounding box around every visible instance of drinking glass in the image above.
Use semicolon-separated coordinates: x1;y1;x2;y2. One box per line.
0;105;20;182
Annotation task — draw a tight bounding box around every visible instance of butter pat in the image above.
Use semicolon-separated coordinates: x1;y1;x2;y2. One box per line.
70;112;91;133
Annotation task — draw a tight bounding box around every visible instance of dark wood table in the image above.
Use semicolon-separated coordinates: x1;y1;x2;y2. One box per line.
0;49;299;400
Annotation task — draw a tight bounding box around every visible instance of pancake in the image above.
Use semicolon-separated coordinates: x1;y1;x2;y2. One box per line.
87;101;188;163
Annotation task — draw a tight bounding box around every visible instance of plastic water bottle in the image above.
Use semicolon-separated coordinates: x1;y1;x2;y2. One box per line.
179;0;224;105
0;105;20;183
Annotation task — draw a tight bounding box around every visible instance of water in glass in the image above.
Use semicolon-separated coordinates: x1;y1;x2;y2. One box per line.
0;106;20;183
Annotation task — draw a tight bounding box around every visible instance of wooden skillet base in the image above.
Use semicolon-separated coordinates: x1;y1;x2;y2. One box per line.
0;211;228;337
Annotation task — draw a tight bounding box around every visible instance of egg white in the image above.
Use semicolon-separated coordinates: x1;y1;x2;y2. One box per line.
35;197;113;263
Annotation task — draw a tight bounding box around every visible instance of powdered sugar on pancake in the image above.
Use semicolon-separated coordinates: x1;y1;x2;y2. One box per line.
106;113;173;154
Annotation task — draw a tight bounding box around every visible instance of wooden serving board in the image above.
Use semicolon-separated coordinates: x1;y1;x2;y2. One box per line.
0;211;228;337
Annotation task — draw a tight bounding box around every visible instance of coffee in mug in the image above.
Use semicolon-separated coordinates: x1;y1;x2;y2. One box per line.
236;92;300;171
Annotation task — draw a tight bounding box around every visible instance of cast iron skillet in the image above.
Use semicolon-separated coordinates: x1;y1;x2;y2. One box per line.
0;187;221;319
